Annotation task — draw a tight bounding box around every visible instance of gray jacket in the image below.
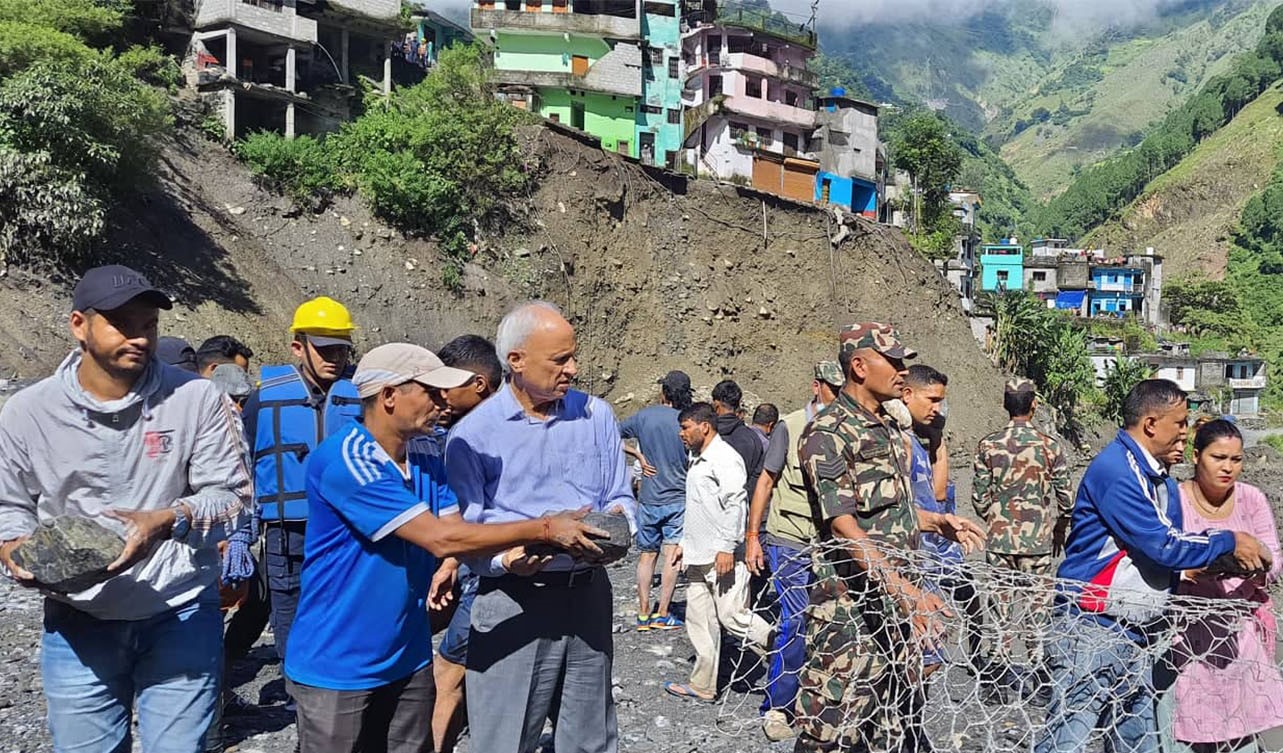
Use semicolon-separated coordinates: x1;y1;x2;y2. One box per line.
0;351;253;620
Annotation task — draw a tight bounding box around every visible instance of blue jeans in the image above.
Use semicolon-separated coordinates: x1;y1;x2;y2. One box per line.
760;543;811;715
42;595;222;753
1035;613;1157;753
438;570;479;666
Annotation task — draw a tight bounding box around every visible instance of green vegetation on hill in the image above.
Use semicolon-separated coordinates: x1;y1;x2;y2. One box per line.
0;0;176;269
238;44;536;290
819;0;1275;198
1036;7;1283;242
1084;85;1283;280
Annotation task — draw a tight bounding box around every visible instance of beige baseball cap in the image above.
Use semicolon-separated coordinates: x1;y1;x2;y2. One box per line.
352;343;475;399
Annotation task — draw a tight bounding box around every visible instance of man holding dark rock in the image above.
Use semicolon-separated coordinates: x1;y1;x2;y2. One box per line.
284;343;605;753
445;301;637;753
0;264;253;753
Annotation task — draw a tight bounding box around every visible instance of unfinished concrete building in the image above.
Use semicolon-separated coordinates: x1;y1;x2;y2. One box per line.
190;0;403;139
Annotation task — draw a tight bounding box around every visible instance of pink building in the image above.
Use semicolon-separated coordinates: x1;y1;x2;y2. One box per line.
678;1;819;202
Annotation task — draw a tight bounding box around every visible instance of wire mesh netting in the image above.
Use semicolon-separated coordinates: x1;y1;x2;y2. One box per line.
711;539;1283;752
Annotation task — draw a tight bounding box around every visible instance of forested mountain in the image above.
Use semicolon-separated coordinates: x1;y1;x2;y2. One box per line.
816;0;1275;198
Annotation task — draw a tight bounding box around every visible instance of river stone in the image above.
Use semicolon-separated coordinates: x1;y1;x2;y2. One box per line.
527;511;632;564
12;517;125;593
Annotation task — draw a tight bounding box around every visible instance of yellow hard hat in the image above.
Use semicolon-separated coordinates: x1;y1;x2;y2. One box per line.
290;296;356;341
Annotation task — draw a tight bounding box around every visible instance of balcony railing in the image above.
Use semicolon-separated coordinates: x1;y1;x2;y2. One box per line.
472;7;641;39
681;6;816;48
722;52;817;88
492;67;640;97
1229;375;1268;390
195;0;318;42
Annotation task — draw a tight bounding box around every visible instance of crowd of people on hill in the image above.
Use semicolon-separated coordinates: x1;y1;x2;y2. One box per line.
2;263;1283;753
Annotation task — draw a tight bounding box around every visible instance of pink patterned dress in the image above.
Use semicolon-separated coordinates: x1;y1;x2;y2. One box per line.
1172;482;1283;743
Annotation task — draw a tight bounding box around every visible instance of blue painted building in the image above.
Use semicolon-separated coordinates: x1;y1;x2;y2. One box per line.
1088;265;1144;316
979;243;1024;292
816;172;877;217
812;90;879;217
637;0;682;168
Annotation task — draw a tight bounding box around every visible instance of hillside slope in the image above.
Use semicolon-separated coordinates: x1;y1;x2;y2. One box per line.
990;0;1275;199
0;123;1009;448
1085;83;1283;281
823;0;1274;197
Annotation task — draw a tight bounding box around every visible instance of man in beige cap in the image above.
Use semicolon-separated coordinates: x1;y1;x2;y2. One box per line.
284;343;607;753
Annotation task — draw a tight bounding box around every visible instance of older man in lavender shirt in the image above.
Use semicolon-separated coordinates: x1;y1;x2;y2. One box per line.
444;301;637;753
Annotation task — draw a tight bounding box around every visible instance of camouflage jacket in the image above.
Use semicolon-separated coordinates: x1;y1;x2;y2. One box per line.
971;419;1072;555
798;390;918;553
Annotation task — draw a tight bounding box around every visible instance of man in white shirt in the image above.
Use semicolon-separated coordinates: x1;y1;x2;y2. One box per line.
663;402;771;702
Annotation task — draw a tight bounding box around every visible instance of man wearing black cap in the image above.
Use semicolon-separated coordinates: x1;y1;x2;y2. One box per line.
619;370;693;631
0;264;252;753
158;336;199;373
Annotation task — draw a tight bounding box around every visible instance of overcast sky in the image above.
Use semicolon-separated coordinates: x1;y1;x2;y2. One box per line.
436;0;1208;34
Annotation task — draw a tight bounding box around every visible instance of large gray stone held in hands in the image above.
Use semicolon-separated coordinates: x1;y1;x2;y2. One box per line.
12;516;125;593
527;511;632;564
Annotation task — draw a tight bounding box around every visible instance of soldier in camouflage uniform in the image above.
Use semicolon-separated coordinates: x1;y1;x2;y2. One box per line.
971;377;1072;698
795;323;985;753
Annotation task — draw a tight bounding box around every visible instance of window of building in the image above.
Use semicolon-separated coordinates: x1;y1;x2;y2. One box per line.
708;75;722;95
1032;271;1047;282
668;57;679;78
997;270;1009;283
643;104;662;115
745;76;762;98
667;108;681;124
755;126;772;145
785;90;798;107
782;132;799;153
730;121;748;138
649;47;664;65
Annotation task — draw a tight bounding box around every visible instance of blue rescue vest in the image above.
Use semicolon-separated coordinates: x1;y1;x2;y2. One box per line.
253;365;362;522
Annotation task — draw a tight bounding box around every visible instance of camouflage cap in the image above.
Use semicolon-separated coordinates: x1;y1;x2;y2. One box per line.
814;360;844;388
1004;377;1037;395
839;323;917;360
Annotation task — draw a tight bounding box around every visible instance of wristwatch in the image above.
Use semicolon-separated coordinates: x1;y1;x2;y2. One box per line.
171;505;191;542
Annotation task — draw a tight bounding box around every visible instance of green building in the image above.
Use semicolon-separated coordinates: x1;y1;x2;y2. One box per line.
472;1;644;158
637;0;682;167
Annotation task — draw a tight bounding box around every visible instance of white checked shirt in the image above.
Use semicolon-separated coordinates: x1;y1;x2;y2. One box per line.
680;434;748;567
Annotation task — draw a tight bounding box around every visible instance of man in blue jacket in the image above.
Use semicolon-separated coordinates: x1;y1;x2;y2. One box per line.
243;296;361;673
1035;379;1271;753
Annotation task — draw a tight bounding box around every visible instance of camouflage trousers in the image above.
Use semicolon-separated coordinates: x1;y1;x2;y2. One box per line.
794;556;922;752
984;552;1054;665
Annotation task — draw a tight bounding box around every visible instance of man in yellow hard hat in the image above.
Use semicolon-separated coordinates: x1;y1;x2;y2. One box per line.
241;296;361;709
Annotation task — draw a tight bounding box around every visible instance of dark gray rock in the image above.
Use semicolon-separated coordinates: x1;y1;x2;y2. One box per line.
528;511;632;565
12;517;124;593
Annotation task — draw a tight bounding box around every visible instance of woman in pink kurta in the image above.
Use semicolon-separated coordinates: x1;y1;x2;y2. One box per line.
1170;419;1283;750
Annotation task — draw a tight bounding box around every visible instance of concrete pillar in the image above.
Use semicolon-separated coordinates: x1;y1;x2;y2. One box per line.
383;52;391;96
223;90;236;141
226;26;237;79
286;102;296;139
340;27;349;84
285;46;296;92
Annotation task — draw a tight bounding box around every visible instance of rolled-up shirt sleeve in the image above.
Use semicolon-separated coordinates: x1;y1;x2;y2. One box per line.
596;401;638;534
178;385;253;548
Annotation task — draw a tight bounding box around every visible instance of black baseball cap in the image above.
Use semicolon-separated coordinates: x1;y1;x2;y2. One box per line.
657;370;692;394
157;337;197;372
72;265;172;313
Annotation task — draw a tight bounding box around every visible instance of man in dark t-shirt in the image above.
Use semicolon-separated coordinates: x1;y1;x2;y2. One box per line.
712;379;765;503
620;371;693;631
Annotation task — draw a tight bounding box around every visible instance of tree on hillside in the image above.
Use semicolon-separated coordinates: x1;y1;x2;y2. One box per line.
891;113;962;254
991;291;1095;435
1100;358;1152;425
